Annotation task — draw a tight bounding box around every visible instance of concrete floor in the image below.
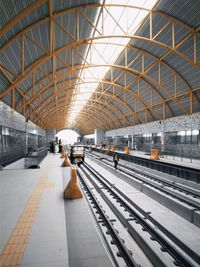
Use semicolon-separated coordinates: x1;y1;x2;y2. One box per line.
1;152;200;267
0;154;114;267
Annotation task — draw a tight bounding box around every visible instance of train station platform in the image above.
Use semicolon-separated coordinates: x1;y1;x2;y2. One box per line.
128;150;200;170
0;154;114;267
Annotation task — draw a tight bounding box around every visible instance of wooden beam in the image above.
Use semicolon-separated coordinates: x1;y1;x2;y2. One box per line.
11;89;15;109
22;96;25;115
1;0;47;36
2;31;198;101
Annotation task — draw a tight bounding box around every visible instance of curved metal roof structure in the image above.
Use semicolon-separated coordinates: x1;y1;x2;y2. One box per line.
0;0;200;135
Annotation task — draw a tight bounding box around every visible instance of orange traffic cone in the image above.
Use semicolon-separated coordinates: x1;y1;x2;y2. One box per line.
64;166;83;199
62;156;70;167
150;149;160;160
124;146;129;154
110;145;115;152
60;151;66;158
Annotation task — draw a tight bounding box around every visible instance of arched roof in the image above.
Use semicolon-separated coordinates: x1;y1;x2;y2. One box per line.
0;0;200;135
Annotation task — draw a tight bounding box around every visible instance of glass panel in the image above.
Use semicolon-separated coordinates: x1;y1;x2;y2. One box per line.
73;146;84;152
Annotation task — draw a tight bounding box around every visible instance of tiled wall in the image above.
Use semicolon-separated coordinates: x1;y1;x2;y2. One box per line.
105;113;200;137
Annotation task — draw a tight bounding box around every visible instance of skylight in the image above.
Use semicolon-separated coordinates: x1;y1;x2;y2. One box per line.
67;0;158;128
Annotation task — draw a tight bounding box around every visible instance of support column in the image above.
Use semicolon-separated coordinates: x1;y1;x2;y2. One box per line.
132;134;134;150
46;128;56;145
95;129;105;146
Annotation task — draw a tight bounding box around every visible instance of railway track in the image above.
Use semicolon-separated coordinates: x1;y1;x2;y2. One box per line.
85;150;200;211
87;147;200;183
77;168;139;267
77;162;200;267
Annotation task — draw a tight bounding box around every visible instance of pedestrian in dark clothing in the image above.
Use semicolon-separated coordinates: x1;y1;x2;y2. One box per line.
50;140;54;153
52;140;56;154
69;147;74;164
113;152;119;169
49;141;52;152
58;139;62;153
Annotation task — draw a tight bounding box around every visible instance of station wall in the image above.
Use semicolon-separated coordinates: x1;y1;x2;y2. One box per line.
0;101;46;136
105;113;200;137
105;113;200;159
0;101;46;166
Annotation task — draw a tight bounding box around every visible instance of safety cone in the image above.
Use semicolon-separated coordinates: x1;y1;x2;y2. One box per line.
60;151;66;158
124;146;129;154
150;149;160;160
62;156;70;167
110;145;115;152
64;166;83;199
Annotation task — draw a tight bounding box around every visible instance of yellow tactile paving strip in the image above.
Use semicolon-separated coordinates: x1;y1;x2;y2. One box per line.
0;161;55;267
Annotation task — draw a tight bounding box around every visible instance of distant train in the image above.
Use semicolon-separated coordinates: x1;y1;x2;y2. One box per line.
69;145;85;166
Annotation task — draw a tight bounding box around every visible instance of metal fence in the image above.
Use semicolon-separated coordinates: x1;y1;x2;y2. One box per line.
113;143;200;163
140;144;200;161
160;145;200;163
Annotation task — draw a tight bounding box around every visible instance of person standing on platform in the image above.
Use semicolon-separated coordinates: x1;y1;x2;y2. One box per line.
113;152;119;169
50;140;54;153
69;147;74;164
49;141;52;153
58;139;63;153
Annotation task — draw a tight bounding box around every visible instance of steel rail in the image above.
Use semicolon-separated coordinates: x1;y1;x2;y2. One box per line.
77;168;139;267
82;161;198;267
118;162;200;198
104;158;200;208
86;151;200;207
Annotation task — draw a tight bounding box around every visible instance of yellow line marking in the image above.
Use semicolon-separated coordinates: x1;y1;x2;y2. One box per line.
0;159;55;267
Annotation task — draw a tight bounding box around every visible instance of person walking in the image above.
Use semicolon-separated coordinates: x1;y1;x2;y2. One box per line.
113;152;119;169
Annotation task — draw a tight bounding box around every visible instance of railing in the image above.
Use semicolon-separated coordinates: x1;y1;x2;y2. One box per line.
112;143;200;163
161;145;200;164
142;144;200;162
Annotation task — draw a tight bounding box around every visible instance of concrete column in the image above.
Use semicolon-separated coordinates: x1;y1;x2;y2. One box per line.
46;128;56;145
95;129;105;145
132;134;134;149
